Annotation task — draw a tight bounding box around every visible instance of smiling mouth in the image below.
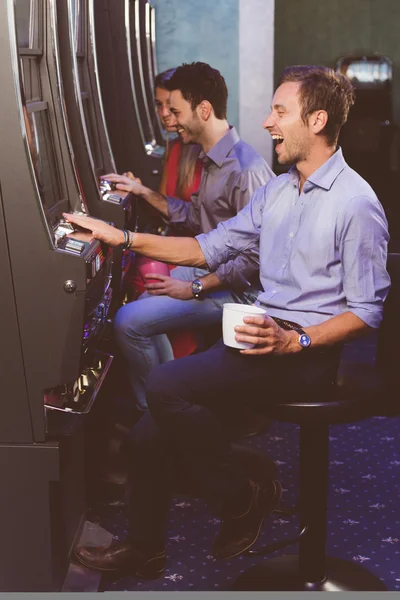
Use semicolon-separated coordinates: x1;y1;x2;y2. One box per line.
271;134;284;151
177;128;185;134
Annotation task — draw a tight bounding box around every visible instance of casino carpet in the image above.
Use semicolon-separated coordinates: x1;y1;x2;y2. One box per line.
85;339;400;592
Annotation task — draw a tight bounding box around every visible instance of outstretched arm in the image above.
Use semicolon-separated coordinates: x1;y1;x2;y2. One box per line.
62;213;207;267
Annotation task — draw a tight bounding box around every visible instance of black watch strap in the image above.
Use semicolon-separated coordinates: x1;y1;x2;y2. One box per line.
271;315;305;335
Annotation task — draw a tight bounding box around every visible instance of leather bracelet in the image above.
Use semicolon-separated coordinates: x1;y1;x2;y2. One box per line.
271;316;306;335
119;229;130;251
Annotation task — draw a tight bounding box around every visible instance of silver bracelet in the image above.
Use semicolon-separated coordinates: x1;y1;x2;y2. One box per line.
126;230;135;250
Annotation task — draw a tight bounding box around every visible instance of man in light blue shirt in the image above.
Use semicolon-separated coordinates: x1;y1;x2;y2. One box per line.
68;66;390;575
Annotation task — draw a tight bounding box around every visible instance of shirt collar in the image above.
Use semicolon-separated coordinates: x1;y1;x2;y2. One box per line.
199;126;240;168
288;147;347;191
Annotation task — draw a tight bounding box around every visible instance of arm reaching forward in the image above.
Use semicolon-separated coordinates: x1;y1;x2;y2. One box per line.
62;213;207;267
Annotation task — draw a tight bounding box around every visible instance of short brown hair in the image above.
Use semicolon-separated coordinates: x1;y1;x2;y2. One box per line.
279;65;355;145
165;62;228;120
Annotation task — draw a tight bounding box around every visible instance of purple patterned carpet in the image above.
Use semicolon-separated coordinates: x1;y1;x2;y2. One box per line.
87;412;400;592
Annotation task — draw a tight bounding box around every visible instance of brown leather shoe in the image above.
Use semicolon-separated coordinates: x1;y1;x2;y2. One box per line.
74;541;166;579
212;478;282;560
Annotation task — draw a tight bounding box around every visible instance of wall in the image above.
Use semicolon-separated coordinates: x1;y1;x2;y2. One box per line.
275;0;400;124
152;0;275;164
152;0;240;128
239;0;274;165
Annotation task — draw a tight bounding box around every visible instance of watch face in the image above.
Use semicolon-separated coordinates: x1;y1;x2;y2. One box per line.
299;333;311;348
191;279;203;295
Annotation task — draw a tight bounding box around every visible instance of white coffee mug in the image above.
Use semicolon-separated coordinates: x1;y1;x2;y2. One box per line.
222;303;267;350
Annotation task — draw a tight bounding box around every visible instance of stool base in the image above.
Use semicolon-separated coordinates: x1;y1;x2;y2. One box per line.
233;555;387;591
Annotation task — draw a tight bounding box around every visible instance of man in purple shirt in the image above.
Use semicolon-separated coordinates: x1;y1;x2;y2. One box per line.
103;62;274;411
68;66;390;577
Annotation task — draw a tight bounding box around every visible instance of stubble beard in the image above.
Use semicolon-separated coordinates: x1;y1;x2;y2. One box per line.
279;137;308;166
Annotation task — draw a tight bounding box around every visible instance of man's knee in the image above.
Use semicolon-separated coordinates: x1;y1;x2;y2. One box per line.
114;301;150;344
114;303;133;341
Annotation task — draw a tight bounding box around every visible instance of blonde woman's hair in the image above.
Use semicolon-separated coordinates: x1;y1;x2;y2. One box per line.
175;142;201;199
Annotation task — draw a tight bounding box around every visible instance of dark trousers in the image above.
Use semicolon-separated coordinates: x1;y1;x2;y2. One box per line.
128;340;341;551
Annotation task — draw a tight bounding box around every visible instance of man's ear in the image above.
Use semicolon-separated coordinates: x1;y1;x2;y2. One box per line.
309;109;328;135
198;100;212;121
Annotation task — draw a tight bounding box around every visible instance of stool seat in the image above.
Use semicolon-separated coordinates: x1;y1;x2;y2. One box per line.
263;364;390;424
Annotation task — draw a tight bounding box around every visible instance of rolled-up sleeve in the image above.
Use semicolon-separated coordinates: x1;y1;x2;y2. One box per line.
196;184;267;284
339;195;390;328
167;189;201;235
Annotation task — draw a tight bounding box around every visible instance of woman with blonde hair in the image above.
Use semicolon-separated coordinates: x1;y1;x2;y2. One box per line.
126;67;203;204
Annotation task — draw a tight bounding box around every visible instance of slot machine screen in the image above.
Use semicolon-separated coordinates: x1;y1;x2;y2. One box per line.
72;0;106;177
16;0;70;227
344;60;392;89
15;0;40;49
337;56;393;123
143;1;163;145
25;107;63;214
129;0;156;150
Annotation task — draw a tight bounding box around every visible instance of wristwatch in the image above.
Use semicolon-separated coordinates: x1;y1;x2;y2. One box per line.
191;279;203;299
298;329;311;349
271;316;311;349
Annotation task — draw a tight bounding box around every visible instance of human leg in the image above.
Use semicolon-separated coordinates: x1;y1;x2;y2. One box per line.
145;342;340;557
74;413;173;577
114;266;254;410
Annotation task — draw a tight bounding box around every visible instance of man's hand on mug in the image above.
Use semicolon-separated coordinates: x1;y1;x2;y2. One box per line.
235;315;299;355
62;213;124;247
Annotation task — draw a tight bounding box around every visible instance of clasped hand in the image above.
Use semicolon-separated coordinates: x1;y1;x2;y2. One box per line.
235;315;298;355
144;274;193;300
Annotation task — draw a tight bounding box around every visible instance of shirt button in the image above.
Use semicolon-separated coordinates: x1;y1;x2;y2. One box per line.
289;232;294;238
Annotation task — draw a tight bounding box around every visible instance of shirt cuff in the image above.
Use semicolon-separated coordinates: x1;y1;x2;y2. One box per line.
166;196;188;223
195;232;223;271
348;305;383;329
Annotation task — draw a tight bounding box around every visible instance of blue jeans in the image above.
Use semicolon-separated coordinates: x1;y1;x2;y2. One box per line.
114;266;260;410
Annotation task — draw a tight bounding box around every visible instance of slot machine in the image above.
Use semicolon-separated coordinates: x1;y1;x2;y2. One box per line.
94;0;164;189
55;0;135;303
139;0;164;147
337;55;398;221
148;2;164;147
0;0;115;590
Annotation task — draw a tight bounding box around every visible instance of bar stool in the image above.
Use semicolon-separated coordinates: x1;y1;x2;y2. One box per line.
233;253;399;591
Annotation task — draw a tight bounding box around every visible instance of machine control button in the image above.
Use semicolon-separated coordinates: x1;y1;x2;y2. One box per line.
65;238;85;254
64;280;77;293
